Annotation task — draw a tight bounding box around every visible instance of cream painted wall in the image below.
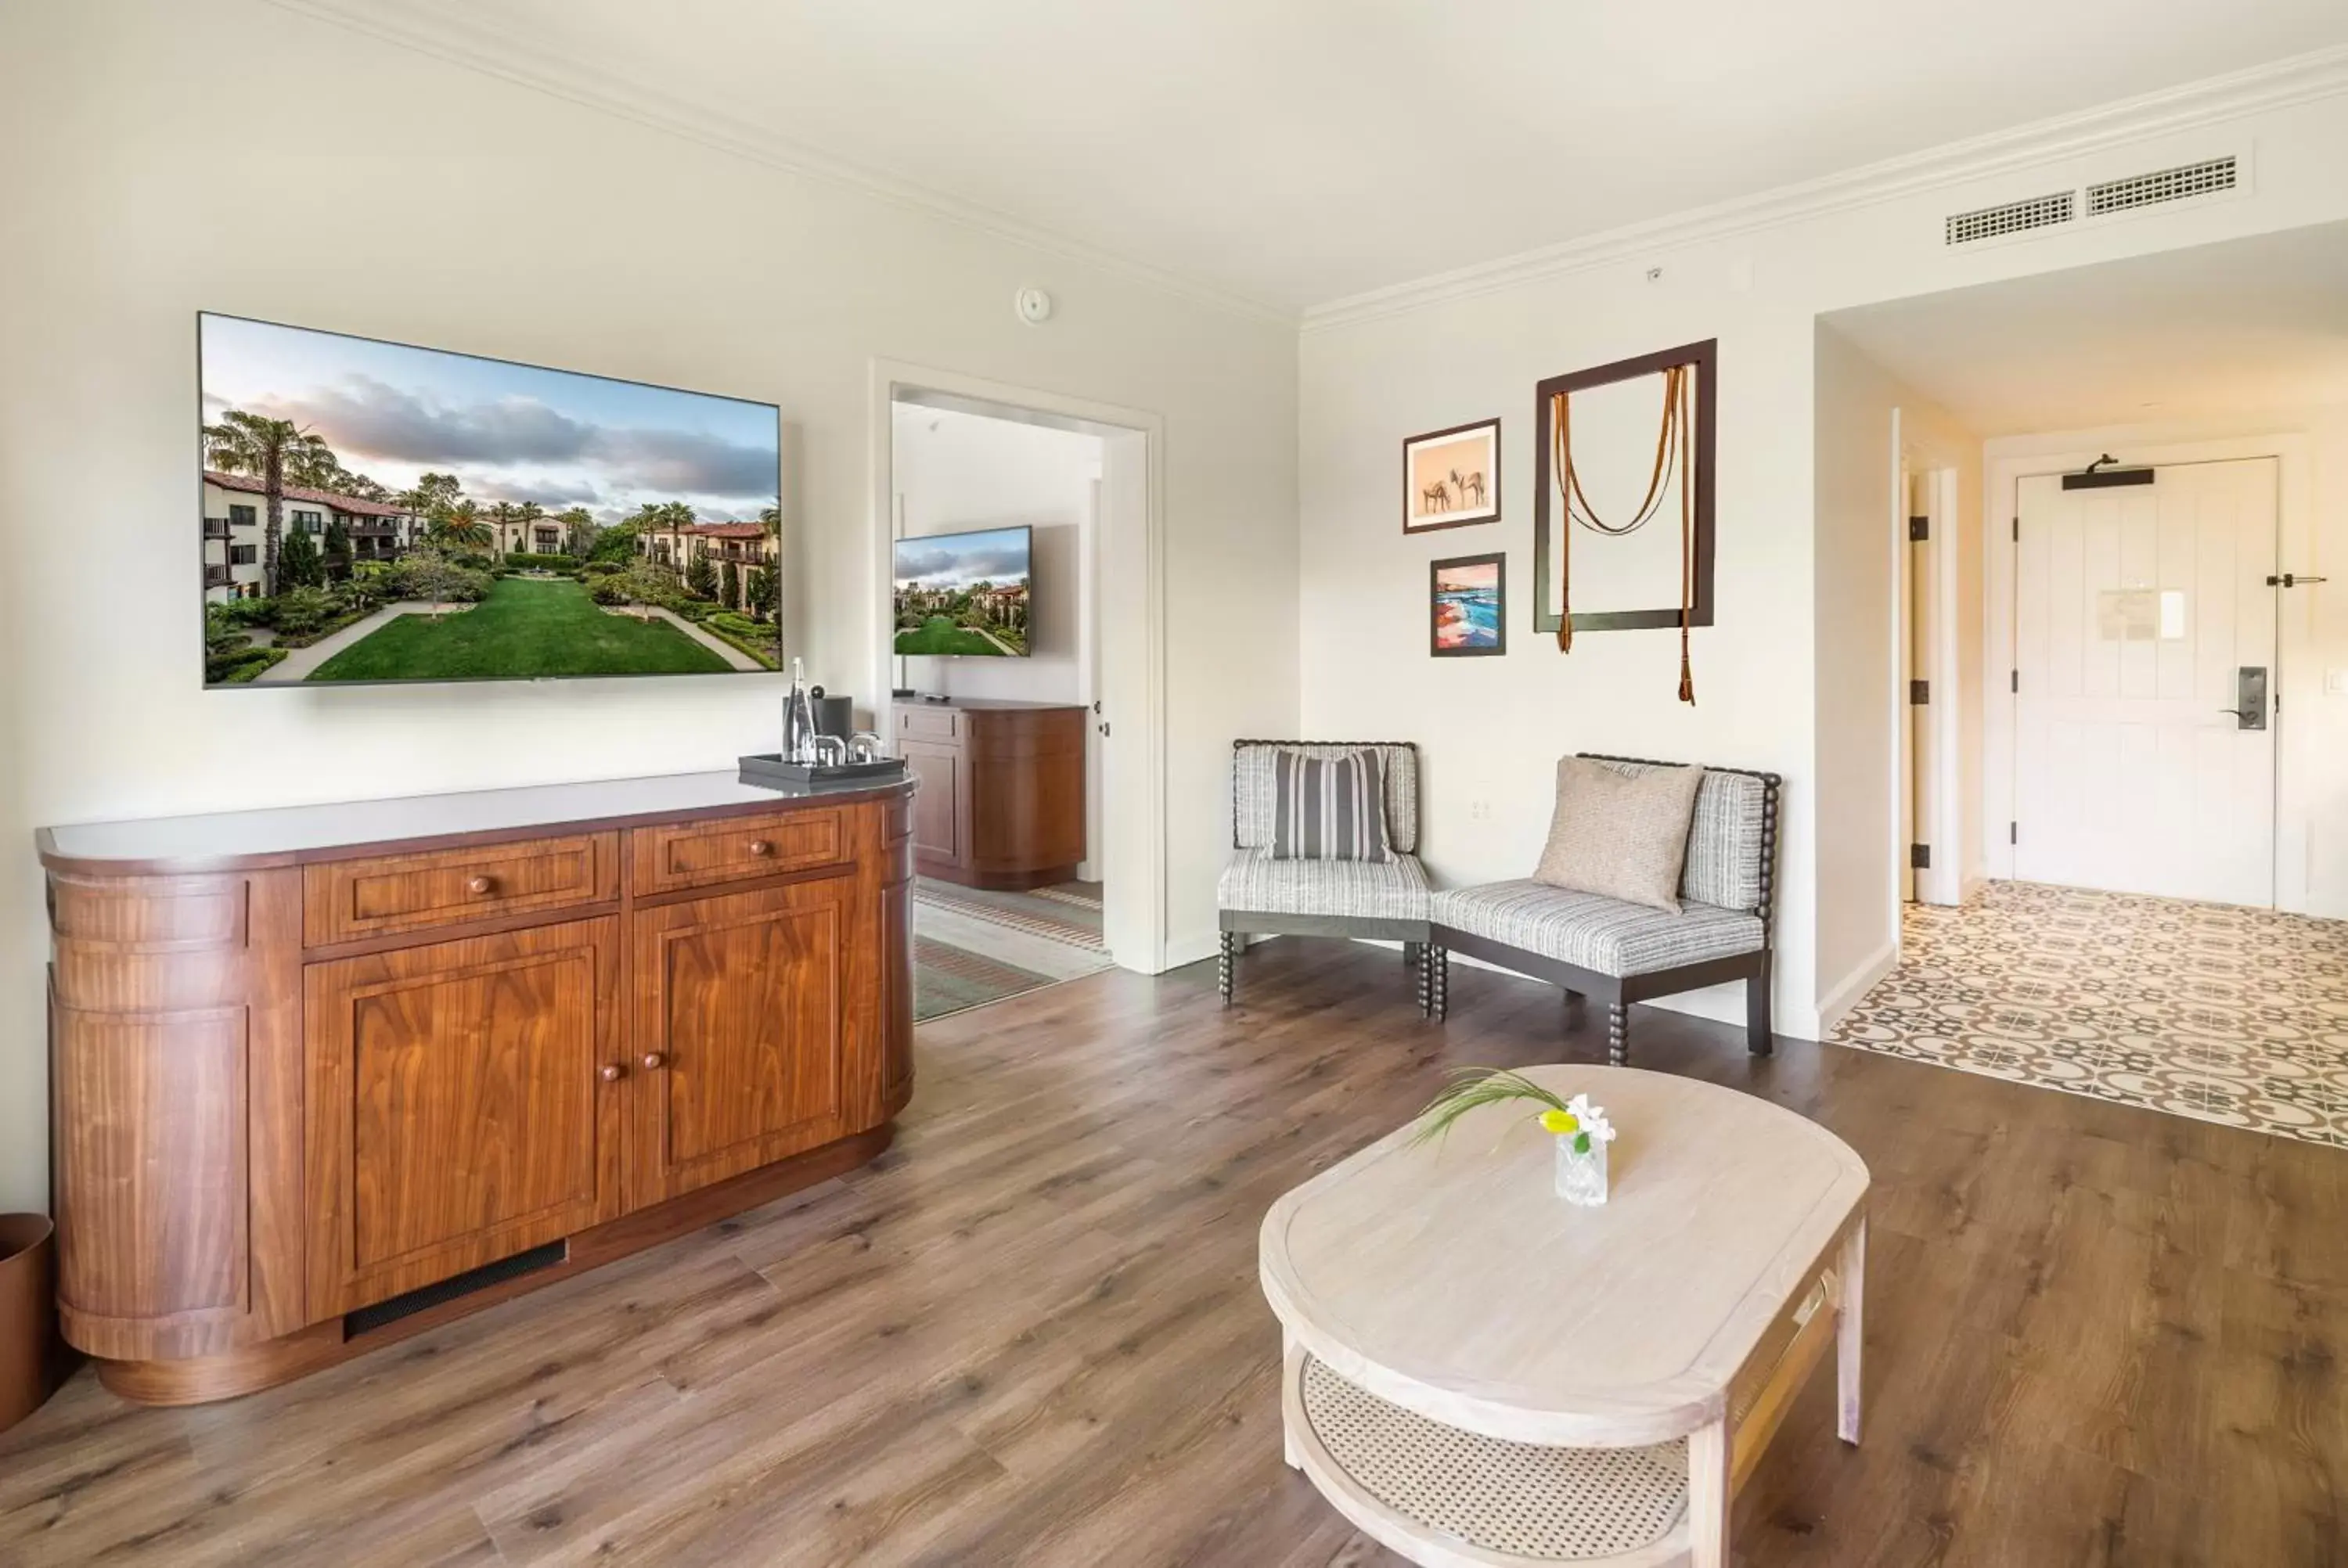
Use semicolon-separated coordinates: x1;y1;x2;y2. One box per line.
1812;325;1982;1023
1299;92;2348;1042
1982;406;2348;917
0;0;1298;1210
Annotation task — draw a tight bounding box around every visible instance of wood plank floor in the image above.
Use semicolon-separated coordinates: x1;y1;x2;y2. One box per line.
3;939;2345;1566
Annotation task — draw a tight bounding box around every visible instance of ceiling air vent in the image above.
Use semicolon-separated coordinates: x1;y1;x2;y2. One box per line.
1945;190;2075;246
2085;155;2238;217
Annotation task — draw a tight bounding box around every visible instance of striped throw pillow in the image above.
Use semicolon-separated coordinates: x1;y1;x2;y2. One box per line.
1271;748;1392;862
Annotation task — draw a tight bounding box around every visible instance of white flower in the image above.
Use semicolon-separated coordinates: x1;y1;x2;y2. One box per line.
1565;1092;1616;1145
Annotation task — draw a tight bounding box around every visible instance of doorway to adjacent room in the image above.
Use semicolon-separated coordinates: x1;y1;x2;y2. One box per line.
870;364;1165;1019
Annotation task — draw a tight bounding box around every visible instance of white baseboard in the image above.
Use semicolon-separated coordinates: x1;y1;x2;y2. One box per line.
1161;929;1223;973
1815;939;1899;1038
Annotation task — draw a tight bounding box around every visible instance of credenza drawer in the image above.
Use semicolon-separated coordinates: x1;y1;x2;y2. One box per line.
894;704;962;744
629;808;847;895
303;833;620;947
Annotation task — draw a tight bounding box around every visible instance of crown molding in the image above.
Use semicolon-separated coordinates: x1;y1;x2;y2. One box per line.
261;0;1298;329
1302;44;2348;334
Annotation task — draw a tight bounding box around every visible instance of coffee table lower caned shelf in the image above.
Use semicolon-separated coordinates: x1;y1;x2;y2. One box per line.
1289;1353;1691;1565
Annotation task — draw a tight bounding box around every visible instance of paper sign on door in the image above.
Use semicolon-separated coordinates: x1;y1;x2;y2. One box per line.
2097;589;2187;641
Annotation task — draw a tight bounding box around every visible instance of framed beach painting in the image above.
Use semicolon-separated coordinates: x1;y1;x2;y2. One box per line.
1403;417;1500;532
1431;552;1506;656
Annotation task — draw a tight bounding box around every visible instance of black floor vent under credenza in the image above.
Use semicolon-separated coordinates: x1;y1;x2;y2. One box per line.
344;1240;568;1338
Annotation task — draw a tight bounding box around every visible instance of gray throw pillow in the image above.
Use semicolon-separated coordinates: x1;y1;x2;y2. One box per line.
1533;757;1705;912
1270;748;1392;862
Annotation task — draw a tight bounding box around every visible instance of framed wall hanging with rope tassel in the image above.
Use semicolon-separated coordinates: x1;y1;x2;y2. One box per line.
1531;339;1716;704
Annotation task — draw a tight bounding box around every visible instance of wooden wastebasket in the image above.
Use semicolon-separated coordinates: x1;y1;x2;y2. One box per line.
0;1214;61;1433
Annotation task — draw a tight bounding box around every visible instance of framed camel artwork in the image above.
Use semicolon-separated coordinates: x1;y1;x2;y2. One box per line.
1403;417;1500;532
1532;338;1716;701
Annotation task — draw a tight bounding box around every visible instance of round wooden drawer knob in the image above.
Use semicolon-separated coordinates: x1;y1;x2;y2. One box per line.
748;840;773;857
641;1052;666;1070
599;1063;625;1084
467;875;498;895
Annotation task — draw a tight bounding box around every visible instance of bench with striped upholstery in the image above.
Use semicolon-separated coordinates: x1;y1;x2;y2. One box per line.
1425;755;1782;1064
1217;740;1431;1006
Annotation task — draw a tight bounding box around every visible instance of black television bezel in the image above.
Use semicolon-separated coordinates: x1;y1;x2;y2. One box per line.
196;310;785;691
891;523;1035;660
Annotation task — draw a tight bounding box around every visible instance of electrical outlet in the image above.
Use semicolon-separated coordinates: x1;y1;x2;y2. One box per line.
1468;798;1492;822
2328;668;2348;696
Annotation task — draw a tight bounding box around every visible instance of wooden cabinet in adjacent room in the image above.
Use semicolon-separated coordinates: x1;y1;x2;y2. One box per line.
37;771;916;1405
891;697;1086;890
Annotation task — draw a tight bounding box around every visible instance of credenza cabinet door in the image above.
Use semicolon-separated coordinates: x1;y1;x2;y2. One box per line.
630;876;854;1204
897;739;967;873
304;917;625;1319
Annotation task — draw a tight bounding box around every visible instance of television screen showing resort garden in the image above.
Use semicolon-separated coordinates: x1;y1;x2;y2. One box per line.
198;313;783;686
891;526;1033;658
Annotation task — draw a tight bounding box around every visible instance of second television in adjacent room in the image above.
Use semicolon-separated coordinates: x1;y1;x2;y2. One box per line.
892;525;1033;656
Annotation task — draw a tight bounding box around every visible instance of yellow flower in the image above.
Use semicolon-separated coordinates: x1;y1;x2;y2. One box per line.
1539;1108;1579;1136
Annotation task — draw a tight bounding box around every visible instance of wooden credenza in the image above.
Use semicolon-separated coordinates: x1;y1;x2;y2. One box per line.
36;771;916;1405
893;698;1086;890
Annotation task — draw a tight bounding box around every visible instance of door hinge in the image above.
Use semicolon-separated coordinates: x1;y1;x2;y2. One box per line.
1908;516;1929;542
2012;516;2020;542
1910;843;1932;870
1909;679;1929;704
2011;670;2019;694
2010;821;2018;845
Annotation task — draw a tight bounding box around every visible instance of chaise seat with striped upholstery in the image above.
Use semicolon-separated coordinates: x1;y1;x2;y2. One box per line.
1216;740;1431;1006
1424;756;1782;1065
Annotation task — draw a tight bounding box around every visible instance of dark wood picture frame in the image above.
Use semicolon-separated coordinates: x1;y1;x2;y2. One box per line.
1403;416;1501;533
1430;552;1507;657
1532;339;1716;635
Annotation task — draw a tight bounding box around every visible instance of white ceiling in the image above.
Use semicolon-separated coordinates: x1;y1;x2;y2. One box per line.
281;0;2348;314
1821;221;2348;433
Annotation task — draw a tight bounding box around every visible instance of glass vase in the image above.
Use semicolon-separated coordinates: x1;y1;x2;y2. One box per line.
1554;1135;1608;1207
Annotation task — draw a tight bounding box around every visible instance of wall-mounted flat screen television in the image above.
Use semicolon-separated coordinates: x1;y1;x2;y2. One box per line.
198;312;783;687
892;526;1033;656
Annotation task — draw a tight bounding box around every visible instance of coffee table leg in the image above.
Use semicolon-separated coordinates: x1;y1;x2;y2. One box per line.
1687;1416;1730;1568
1282;1329;1302;1469
1837;1215;1866;1445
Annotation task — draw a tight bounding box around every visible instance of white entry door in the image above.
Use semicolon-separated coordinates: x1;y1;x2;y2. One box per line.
2013;459;2278;905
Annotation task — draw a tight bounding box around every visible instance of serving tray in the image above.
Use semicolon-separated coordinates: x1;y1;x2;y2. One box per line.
737;753;908;789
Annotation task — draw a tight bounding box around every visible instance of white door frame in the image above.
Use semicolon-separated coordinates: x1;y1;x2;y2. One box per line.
1914;465;1963;908
867;358;1169;972
1984;430;2314;911
1887;416;1964;937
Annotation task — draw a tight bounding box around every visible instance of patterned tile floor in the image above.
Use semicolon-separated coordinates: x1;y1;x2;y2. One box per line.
1833;880;2348;1148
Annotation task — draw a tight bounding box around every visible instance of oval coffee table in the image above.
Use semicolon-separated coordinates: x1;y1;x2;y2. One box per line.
1259;1065;1868;1567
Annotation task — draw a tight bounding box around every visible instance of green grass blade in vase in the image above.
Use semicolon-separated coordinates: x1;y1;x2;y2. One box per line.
1409;1067;1576;1151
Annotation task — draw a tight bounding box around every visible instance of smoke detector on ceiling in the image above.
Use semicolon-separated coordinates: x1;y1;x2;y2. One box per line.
1014;287;1054;325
